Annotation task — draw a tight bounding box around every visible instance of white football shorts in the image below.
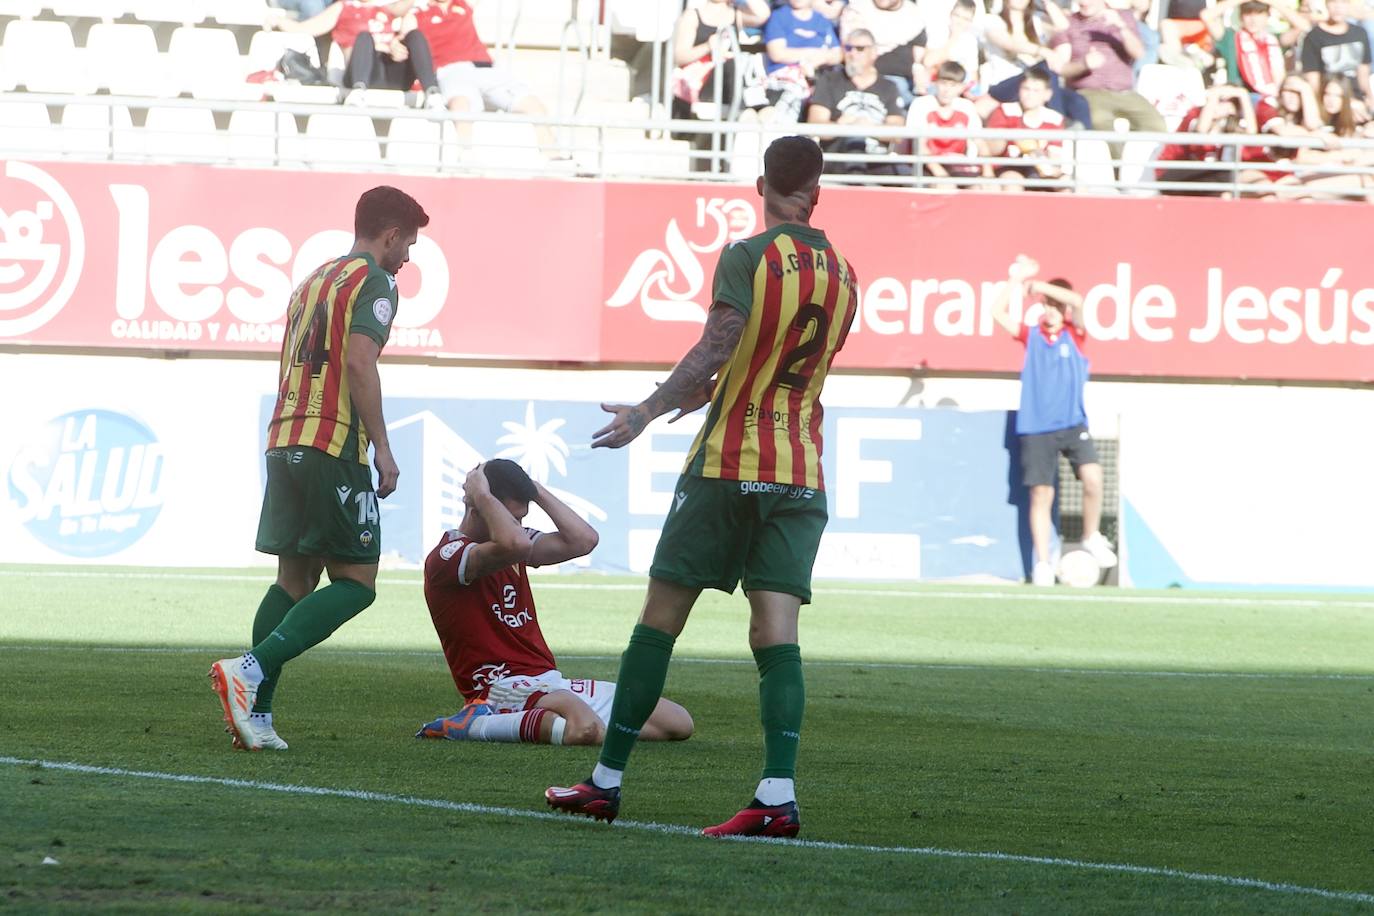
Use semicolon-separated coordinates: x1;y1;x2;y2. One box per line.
491;669;617;724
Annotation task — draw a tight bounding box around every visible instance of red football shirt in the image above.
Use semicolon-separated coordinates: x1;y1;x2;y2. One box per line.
332;0;398;51
414;0;491;67
423;528;556;701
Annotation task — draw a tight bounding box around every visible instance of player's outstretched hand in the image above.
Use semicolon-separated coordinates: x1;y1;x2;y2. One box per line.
593;403;648;449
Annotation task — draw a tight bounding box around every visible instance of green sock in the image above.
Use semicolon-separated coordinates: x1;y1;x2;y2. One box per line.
249;579;375;673
598;624;676;772
755;643;804;780
250;585;296;714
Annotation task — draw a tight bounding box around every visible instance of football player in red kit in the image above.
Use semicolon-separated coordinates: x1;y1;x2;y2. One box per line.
418;459;694;746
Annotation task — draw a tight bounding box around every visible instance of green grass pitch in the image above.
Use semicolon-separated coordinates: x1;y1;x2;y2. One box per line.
3;565;1373;913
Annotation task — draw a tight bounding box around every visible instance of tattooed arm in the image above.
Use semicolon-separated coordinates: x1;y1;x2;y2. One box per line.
592;304;747;449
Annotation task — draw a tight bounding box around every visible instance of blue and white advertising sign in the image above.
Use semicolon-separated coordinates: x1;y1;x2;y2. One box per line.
6;409;165;557
262;397;1029;581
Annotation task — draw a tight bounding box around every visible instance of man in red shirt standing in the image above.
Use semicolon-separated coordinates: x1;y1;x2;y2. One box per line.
406;0;559;153
418;459;694;746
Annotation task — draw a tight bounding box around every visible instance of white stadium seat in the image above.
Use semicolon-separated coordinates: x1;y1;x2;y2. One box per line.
1136;64;1206;132
0;101;61;156
1;20;94;94
86;22;168;97
0;0;45;18
464;119;543;170
204;0;273;27
49;1;129;18
301;112;382;166
168;26;250;98
143;106;227;161
385;116;443;168
126;0;206;25
246;29;317;74
226;108;298;165
60;102;112;158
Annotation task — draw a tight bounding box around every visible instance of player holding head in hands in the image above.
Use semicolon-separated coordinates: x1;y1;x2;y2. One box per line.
991;254;1117;587
209;186;429;751
417;459;694;746
545;136;860;838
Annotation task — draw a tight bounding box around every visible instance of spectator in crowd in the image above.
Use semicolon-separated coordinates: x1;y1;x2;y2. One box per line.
271;0;337;68
907;60;988;185
921;0;983;91
1301;0;1372;99
1319;71;1372;130
839;0;928;99
979;0;1070;88
1129;0;1163;77
1052;0;1166;140
1155;83;1266;194
1160;0;1218;69
983;68;1069;189
268;0;446;107
1202;0;1310;99
671;0;772;118
773;0;847;19
1249;73;1322;189
806;28;907;173
991;254;1118;587
406;0;565;155
762;0;843;121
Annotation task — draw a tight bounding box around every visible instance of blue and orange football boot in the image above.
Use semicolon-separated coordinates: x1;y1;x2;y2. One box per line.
415;701;494;740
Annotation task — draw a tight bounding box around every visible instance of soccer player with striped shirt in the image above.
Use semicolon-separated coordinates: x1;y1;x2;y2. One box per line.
209;186;429;752
546;136;859;837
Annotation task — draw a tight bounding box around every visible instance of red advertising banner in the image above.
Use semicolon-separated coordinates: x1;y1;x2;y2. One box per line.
0;160;603;361
4;159;1372;381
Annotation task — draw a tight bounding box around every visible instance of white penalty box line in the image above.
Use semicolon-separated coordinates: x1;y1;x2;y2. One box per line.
3;756;1371;907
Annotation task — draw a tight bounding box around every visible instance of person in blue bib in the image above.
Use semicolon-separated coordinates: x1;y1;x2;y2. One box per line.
992;254;1118;586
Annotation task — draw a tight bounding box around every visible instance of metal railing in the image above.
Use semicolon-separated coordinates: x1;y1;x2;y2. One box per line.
5;91;1374;200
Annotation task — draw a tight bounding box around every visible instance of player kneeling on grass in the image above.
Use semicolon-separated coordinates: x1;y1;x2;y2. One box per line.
416;459;694;746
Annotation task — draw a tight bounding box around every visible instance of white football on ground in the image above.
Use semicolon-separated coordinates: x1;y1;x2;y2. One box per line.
1057;549;1102;589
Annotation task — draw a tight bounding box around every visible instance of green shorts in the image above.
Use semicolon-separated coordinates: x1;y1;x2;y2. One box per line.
650;474;828;603
255;446;380;563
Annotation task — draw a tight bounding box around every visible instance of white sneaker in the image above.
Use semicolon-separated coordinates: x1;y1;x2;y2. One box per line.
233;713;288;751
422;88;447;111
209;656;263;750
343;85;367;107
1031;560;1056;587
1082;532;1118;569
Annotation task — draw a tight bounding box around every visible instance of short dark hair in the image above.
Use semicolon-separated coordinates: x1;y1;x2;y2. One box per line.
1022;68;1052;89
936;61;967;83
763;136;824;196
354;186;430;240
1239;0;1269;13
483;459;537;504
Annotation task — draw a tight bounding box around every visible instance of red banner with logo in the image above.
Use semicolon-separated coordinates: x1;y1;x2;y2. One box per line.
4;159;1372;381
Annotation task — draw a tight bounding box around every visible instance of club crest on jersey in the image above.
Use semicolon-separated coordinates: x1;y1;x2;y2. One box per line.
373;297;394;325
439;540;463;561
359;530;373;547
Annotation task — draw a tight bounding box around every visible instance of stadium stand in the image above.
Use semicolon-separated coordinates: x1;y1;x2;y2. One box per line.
0;0;1372;194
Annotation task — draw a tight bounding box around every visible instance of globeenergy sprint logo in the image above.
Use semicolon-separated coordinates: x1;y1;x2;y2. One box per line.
6;410;165;557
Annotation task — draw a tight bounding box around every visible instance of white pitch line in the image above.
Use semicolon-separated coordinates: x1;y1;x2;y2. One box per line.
3;569;1374;609
0;643;1371;682
3;756;1371;907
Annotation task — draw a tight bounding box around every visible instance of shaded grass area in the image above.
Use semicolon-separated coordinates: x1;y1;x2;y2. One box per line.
2;565;1373;911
